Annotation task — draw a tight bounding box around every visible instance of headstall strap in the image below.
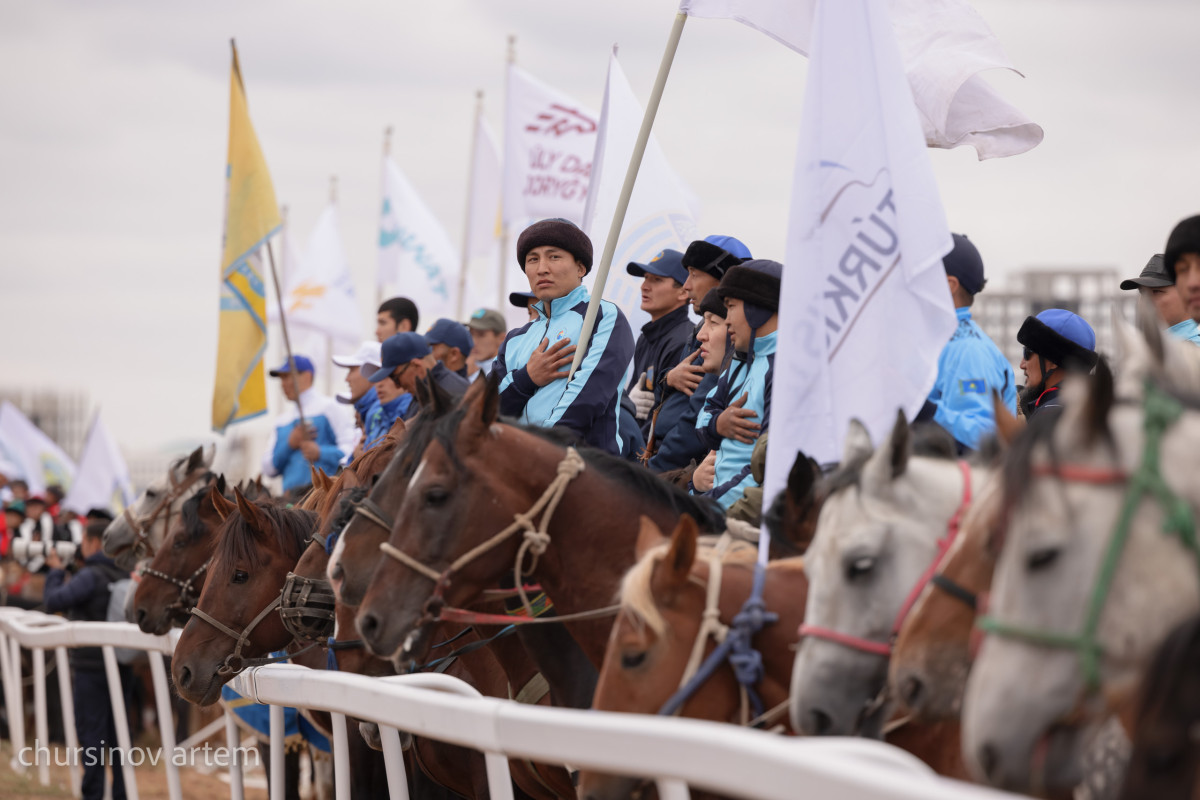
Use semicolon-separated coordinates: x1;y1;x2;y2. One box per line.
190;594;283;677
125;467;209;560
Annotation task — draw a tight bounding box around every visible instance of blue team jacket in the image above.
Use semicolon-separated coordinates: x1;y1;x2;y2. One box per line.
695;331;776;510
928;307;1017;450
494;284;634;455
364;393;412;451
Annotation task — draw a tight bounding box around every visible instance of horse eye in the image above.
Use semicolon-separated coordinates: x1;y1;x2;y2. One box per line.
424;488;449;507
845;556;875;581
172;537;185;550
1026;547;1060;572
145;489;159;500
232;570;249;584
621;651;647;670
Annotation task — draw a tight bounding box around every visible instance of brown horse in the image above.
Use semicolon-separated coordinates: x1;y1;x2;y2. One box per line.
353;375;725;679
1118;613;1200;800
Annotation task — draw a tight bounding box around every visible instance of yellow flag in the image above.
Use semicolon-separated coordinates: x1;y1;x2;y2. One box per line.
211;42;281;432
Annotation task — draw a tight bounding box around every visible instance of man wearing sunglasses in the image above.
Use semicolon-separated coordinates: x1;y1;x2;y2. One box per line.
1016;309;1099;418
371;332;470;413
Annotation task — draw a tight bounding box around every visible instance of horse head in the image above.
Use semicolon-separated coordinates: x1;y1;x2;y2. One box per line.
962;319;1200;794
790;411;975;738
172;489;316;705
103;444;215;569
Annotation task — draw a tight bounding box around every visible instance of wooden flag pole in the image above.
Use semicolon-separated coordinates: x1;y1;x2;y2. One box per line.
567;12;688;379
266;236;305;429
457;90;485;320
498;34;516;312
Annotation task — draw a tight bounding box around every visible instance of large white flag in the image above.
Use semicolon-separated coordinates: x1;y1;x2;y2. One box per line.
679;0;1042;159
763;0;958;503
271;204;363;348
582;51;700;333
462;113;504;315
503;65;599;228
61;414;134;515
0;402;76;494
378;157;458;322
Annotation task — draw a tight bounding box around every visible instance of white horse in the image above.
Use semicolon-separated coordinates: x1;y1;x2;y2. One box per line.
789;412;984;737
962;319;1200;795
102;445;215;570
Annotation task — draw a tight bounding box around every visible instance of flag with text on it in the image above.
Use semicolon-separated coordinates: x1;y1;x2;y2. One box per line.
212;45;281;433
679;0;1043;159
503;65;599;229
269;203;363;348
763;0;958;508
378;157;459;323
61;413;134;516
582;51;700;334
462;113;504;316
0;402;76;495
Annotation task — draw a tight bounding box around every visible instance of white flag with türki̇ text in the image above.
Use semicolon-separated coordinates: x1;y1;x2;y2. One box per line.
583;50;700;334
763;0;958;505
378;157;459;323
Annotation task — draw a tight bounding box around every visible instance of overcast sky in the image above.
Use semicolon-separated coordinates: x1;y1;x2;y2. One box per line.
2;0;1198;455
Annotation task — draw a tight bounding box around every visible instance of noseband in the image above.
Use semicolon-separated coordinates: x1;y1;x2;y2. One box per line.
139;556;212;614
122;468;210;560
977;381;1199;693
190;594;285;677
799;459;973;657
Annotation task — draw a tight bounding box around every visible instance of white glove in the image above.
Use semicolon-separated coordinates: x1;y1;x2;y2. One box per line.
630;373;655;421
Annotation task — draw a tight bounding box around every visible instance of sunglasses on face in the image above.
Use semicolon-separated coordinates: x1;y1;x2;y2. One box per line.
1022;347;1033;360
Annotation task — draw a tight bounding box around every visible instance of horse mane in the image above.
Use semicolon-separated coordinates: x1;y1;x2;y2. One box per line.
215;501;318;571
325;486;368;541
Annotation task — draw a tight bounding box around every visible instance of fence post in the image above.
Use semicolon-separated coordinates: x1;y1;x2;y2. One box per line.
147;651;181;800
103;645;139;800
330;712;351;800
269;703;284;800
378;724;409;800
32;646;49;785
224;708;245;800
9;636;26;772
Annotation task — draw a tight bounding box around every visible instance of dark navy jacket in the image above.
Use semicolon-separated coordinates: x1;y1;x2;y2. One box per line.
45;553;128;669
626;304;695;439
494;284;635;455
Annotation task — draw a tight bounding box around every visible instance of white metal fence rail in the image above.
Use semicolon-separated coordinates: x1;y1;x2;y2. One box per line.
0;609;1027;800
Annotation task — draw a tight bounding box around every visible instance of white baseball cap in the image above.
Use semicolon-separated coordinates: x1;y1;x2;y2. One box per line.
332;341;382;369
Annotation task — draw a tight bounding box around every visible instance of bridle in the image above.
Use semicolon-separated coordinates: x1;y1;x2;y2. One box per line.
139;556;212;615
799;459;973;658
375;447;587;621
122;467;210;561
977;380;1199;693
190;593;289;677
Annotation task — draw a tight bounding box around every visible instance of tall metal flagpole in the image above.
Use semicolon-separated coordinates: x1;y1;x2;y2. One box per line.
498;35;516;312
266;234;305;429
567;12;688;379
457;90;484;319
377;126;393;310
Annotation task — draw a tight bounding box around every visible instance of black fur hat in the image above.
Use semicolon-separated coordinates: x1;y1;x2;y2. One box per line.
517;218;593;273
717;260;782;314
698;288;727;319
1164;215;1200;281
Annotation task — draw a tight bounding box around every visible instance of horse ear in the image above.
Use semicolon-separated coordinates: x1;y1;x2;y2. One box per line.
842;419;873;464
635;515;668;558
233;487;269;536
654;515;699;598
864;410;910;487
210;484;236;522
215;474;227;497
991;390;1021;448
1080;356;1115;447
458;375;498;447
309;465;323;491
786;449;818;504
413;378;433;411
185;446;205;474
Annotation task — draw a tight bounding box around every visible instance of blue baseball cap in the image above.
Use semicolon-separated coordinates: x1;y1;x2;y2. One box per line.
509;291;536;309
424;318;473;359
627;249;687;284
1017;308;1099;372
268;355;315;376
370;333;430;382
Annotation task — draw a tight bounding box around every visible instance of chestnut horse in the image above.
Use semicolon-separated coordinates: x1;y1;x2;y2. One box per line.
353;375;724;678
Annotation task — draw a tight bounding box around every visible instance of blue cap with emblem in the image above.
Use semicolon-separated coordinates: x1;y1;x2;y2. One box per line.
626;249;687;285
370;333;431;382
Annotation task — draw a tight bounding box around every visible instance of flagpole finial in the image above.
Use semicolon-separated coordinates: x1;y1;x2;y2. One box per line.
383;126;393;157
507;34;517;64
612;43;619;57
330;175;338;205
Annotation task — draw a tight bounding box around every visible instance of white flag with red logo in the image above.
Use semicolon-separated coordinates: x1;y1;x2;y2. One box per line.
503;65;599;228
763;0;958;495
680;0;1042;159
582;51;700;333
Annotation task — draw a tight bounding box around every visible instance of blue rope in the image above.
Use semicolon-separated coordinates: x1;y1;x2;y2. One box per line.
326;637;339;671
657;561;777;721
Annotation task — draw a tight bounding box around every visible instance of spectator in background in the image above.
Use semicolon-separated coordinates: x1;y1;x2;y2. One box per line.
509;291;539;324
45;484;65;519
465;309;508;380
375;296;420;342
1016;309;1099;418
625;249;694;439
44;520;131;800
363;347;415;448
372;332;469;407
332;341;382;462
1119;253;1200;345
2;502;22;559
425;318;474;378
9;479;29;503
261;355;357;498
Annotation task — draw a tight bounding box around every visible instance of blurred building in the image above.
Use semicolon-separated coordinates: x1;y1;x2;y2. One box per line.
0;388;89;461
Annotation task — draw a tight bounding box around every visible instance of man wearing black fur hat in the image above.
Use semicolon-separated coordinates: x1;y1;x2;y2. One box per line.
694;260;781;510
1016;308;1099;418
922;234;1017;451
492;218;635;456
1165;215;1200;327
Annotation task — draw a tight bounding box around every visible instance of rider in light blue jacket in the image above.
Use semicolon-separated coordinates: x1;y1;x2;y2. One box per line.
493;219;635;456
695;260;781;510
922;235;1016;451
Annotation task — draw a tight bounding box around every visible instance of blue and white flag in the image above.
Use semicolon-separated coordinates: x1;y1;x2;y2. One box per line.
378;157;458;322
763;0;958;496
61;413;134;516
583;50;700;333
